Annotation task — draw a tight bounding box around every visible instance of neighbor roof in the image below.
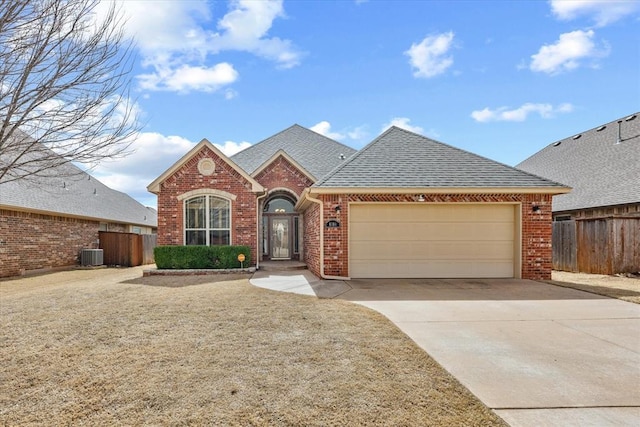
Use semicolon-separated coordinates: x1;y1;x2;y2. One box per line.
314;126;567;190
517;113;640;212
231;124;356;180
0;141;157;227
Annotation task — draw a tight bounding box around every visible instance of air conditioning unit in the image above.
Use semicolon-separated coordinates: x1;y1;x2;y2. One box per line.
81;249;103;266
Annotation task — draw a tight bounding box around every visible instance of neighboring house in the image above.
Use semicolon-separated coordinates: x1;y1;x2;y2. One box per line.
517;113;640;274
0;141;157;277
150;124;568;280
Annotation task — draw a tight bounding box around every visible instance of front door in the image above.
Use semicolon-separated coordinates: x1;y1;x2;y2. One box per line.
270;217;290;259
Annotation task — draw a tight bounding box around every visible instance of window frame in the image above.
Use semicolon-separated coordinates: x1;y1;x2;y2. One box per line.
184;195;232;246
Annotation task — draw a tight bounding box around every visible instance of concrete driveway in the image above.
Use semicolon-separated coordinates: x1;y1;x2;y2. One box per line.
337;278;640;427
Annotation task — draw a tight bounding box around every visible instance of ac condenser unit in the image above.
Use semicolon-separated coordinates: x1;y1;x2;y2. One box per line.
81;249;103;266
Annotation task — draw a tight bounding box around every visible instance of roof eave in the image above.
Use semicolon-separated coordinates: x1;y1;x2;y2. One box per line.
0;204;158;227
308;186;571;195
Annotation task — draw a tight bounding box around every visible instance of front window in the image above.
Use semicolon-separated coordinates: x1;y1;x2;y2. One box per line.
185;196;230;245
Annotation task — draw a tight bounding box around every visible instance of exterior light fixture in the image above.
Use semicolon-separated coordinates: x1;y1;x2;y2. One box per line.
417;194;426;202
532;205;540;212
334;205;341;213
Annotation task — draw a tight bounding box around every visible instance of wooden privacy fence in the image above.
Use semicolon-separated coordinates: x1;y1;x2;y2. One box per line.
99;232;157;267
552;217;640;274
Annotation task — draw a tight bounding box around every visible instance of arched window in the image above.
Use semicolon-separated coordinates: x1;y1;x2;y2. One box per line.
184;196;230;245
264;197;295;213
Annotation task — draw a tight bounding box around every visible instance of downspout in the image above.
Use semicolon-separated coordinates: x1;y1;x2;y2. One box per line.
305;192;350;281
255;189;268;270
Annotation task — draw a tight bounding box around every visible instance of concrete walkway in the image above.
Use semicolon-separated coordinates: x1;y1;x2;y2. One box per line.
250;273;640;427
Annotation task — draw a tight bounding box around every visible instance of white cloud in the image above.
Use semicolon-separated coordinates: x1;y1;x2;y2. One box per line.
310;121;345;140
471;103;574;122
217;140;251;156
94;132;252;207
382;118;424;133
549;0;640;27
97;0;300;93
347;126;368;141
213;0;302;69
137;63;239;93
530;30;609;74
405;32;454;78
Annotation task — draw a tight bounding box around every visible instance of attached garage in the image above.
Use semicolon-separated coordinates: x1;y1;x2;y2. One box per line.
349;203;519;279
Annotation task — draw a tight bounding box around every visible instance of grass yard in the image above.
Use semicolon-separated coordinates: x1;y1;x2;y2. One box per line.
1;269;506;426
549;271;640;304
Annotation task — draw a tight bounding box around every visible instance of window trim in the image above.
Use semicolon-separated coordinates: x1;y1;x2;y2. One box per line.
183;194;232;246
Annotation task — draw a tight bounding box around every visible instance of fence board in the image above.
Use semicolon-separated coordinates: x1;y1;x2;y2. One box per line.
552;221;577;272
99;232;157;267
552;217;640;274
142;234;157;265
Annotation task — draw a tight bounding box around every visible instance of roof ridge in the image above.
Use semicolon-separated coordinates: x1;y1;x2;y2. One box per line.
231;124;301;158
517;111;640;166
314;126;397;186
301;124;360;152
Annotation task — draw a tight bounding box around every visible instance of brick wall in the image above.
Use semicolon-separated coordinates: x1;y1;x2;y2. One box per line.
0;209;99;278
156;146;259;265
253;155;314;197
303;193;553;280
302;202;321;277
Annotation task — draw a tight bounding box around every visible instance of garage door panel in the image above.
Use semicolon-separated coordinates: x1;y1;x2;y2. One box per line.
350;241;514;260
351;222;514;241
350;204;514;223
349;204;517;278
351;260;515;279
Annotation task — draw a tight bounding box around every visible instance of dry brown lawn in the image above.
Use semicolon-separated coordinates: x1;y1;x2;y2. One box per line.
549;271;640;304
1;269;505;426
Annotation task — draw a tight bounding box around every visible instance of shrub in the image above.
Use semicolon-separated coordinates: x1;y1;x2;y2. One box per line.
154;246;252;269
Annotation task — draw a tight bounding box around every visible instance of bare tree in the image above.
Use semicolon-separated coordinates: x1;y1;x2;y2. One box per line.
0;0;140;184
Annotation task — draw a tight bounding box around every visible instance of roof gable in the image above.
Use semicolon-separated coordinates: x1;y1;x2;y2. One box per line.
314;126;567;190
252;149;317;182
517;113;640;212
147;139;264;194
231;124;356;180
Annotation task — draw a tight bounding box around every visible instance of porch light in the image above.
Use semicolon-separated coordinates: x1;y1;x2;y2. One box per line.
532;205;540;212
416;194;426;202
334;205;341;213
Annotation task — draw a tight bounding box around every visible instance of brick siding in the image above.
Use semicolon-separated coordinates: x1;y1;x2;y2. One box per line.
254;155;314;197
302;202;321;277
303;193;553;280
0;209;99;278
156;146;259;265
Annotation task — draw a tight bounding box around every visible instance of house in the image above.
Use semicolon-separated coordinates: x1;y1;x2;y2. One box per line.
149;124;568;280
0;136;157;278
517;113;640;274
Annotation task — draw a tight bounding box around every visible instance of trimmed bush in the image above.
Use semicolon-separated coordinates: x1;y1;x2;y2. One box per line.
154;246;252;270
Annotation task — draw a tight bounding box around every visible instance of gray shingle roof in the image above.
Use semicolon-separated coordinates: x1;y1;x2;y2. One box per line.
231;124;357;180
516;113;640;212
314;126;566;189
0;138;157;227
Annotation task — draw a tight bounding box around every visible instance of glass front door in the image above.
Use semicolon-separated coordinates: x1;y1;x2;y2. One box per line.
270;218;290;259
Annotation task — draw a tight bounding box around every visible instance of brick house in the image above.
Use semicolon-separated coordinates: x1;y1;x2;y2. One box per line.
0;136;157;278
149;125;569;280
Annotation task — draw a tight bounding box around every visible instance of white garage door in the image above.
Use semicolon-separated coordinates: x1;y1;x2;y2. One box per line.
349;204;517;278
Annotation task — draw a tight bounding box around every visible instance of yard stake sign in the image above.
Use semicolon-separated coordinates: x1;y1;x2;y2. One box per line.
238;253;245;269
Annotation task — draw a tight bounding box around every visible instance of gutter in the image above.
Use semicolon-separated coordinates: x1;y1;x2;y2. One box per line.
255;189;268;270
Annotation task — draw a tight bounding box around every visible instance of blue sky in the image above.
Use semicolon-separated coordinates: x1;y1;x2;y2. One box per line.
91;0;640;208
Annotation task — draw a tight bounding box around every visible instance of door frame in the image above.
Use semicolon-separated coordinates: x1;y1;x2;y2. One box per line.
262;213;300;261
269;216;291;260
